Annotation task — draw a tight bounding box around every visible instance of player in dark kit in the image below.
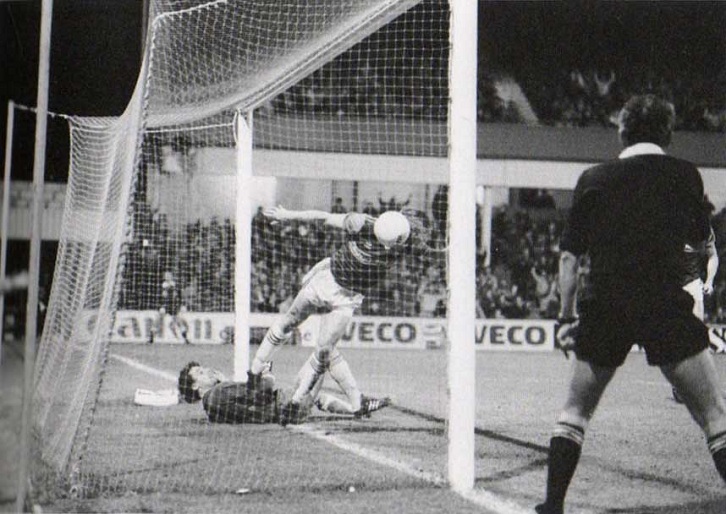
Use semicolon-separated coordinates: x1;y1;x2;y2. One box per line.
536;94;726;514
177;361;369;424
178;361;309;424
247;206;418;424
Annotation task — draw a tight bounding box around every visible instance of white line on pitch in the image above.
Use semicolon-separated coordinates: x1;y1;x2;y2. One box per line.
110;353;531;514
291;423;531;514
109;353;177;382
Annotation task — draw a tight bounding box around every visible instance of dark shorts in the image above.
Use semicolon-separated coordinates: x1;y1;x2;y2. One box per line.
574;287;708;368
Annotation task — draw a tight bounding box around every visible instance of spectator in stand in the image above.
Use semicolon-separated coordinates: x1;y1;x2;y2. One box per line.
498;283;528;319
362;201;378;217
477;74;506;122
417;265;447;317
400;274;420;317
251;283;269;313
252;206;267;239
531;265;559;319
432;185;448;237
531;189;556;210
593;69;616;98
378;192;412;213
476;271;497;318
331;197;347;214
510;245;535;301
385;287;407;317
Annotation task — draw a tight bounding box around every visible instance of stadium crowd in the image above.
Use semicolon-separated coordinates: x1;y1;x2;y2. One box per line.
521;66;726;132
263;59;726;132
267;67;525;125
118;192;726;324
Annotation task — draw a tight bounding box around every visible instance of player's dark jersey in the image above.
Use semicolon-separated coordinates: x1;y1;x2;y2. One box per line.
561;153;709;298
681;227;715;286
330;213;400;293
202;382;278;424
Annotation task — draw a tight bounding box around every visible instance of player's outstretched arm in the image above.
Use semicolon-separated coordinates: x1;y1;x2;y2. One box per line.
263;205;347;228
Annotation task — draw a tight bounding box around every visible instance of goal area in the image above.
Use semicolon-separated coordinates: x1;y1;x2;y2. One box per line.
24;0;480;511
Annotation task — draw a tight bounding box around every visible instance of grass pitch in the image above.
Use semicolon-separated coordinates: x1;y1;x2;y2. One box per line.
13;341;726;513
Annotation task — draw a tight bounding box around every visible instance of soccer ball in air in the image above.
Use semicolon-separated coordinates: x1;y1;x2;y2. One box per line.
374;211;411;248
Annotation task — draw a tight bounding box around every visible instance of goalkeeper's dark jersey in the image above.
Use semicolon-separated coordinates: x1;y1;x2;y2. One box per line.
202;382;277;424
330;213;400;293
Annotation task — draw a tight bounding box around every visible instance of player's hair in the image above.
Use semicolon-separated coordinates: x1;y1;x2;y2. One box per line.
617;94;676;148
178;361;202;403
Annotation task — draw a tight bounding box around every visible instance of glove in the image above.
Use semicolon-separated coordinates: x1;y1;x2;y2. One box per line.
555;316;580;359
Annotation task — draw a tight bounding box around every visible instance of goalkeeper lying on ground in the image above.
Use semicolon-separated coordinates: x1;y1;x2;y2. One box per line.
177;361;390;424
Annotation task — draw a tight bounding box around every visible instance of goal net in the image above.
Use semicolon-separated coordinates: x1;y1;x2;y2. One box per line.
28;0;473;510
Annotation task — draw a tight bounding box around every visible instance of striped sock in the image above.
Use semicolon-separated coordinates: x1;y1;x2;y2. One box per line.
327;350;362;412
292;353;327;404
708;431;726;482
543;422;585;512
251;326;290;374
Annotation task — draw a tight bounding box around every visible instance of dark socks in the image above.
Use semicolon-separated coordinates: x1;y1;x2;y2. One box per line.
708;431;726;482
541;423;585;512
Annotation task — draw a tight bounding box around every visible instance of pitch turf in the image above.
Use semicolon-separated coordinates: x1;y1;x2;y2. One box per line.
29;343;726;513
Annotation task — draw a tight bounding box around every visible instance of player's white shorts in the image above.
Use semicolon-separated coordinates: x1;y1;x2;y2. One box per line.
299;258;364;314
683;278;705;321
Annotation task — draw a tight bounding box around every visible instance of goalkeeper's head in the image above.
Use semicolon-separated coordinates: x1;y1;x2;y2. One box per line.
178;361;226;403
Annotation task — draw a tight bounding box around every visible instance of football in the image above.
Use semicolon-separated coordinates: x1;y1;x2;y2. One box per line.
374;211;411;248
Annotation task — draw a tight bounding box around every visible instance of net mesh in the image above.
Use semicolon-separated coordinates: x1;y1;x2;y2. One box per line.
30;0;455;510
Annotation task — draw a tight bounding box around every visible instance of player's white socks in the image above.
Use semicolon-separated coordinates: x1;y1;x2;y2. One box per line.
291;353;327;404
305;363;355;414
251;326;290;374
327;350;362;412
315;393;355;415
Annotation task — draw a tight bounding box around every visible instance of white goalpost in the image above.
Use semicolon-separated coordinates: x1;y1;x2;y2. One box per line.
446;0;477;493
234;110;253;381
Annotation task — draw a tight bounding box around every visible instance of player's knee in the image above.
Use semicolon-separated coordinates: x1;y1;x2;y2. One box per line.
273;317;297;336
315;347;332;366
697;400;726;437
